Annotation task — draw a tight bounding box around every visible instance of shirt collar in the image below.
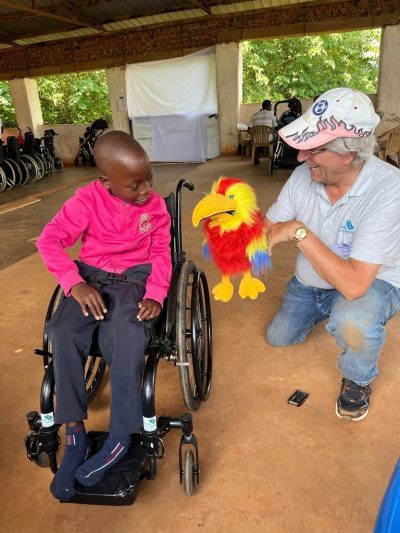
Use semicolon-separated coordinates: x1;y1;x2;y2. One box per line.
313;158;373;202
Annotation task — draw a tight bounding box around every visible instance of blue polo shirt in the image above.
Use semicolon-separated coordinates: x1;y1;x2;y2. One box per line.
266;156;400;289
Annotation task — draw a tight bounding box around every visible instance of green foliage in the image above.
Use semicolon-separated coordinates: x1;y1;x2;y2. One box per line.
0;81;17;127
36;70;112;124
0;70;112;127
242;29;381;102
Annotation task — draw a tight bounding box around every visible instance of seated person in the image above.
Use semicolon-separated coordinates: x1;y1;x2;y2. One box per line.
248;99;278;130
36;131;172;501
248;99;278;164
278;97;302;128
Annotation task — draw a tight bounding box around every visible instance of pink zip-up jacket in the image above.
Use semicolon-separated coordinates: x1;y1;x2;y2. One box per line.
36;180;172;304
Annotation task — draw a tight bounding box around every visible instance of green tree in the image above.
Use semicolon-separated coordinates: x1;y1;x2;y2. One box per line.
37;70;112;124
0;81;17;127
242;29;381;102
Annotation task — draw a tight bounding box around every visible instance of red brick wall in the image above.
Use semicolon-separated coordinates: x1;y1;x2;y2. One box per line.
0;0;399;79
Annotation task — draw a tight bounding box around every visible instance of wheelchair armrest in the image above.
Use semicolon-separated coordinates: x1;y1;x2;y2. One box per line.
143;318;158;329
143;318;159;345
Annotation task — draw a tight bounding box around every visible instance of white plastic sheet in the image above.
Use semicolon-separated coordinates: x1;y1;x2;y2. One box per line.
126;47;218;162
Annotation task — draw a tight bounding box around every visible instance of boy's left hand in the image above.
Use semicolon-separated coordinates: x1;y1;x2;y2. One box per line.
137;299;162;321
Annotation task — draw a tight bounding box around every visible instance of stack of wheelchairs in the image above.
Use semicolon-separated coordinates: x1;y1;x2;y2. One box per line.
25;179;213;505
0;128;63;192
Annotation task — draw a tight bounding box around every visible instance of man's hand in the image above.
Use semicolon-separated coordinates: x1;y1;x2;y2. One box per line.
71;282;107;320
137;299;162;321
268;220;302;254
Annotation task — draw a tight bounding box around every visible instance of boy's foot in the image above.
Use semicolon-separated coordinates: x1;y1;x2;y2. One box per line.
75;434;131;486
50;424;92;501
335;378;371;421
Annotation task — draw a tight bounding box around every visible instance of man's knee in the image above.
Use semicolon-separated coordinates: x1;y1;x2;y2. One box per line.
328;296;382;350
266;321;292;347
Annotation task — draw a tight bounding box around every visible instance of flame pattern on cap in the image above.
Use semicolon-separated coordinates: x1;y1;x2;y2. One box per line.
286;115;374;146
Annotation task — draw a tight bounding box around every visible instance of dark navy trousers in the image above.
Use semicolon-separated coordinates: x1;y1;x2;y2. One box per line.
45;262;151;435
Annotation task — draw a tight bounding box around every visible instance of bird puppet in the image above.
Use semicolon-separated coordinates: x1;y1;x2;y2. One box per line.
192;176;271;302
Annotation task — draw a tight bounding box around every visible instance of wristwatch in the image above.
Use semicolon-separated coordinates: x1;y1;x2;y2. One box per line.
291;226;310;246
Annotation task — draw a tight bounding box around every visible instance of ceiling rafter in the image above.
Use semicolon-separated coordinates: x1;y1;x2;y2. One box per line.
190;0;212;15
0;0;97;28
48;0;103;27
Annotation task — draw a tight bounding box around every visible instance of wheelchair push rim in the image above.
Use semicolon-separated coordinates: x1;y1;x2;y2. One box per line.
176;260;213;411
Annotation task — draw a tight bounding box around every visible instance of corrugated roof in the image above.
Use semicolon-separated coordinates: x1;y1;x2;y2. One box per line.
0;0;310;47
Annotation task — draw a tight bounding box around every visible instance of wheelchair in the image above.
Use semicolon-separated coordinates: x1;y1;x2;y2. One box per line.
25;179;213;505
273;99;302;170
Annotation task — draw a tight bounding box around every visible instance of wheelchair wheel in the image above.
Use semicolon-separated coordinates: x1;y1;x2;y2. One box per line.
176;260;212;411
43;285;106;404
182;449;195;496
85;354;107;403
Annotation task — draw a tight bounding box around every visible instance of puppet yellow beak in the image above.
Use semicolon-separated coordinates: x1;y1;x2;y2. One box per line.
192;193;237;227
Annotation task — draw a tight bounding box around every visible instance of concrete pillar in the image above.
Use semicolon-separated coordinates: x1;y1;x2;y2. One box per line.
216;42;241;154
9;78;43;136
377;25;400;131
105;66;130;133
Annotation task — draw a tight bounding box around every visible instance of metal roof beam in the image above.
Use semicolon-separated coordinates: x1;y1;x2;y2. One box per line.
48;0;102;27
190;1;212;15
0;0;95;27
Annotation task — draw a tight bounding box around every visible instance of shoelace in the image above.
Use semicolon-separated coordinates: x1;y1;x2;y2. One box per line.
342;379;370;403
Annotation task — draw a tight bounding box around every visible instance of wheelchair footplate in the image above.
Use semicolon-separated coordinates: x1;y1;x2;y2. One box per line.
67;431;147;506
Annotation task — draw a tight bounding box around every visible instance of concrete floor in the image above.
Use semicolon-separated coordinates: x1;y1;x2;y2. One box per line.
0;156;399;532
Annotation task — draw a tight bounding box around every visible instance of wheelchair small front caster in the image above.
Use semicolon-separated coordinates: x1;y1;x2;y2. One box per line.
25;410;60;472
182;449;195;496
178;413;199;496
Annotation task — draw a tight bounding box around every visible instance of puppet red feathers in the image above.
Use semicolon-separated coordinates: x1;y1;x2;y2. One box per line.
192;176;271;302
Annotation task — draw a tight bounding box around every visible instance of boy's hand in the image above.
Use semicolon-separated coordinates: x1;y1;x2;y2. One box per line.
137;299;162;321
71;282;107;320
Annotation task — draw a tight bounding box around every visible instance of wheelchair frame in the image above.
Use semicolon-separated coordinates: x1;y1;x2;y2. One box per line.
25;179;213;502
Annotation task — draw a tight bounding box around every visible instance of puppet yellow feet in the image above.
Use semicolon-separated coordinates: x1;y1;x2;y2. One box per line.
212;280;234;302
238;276;266;300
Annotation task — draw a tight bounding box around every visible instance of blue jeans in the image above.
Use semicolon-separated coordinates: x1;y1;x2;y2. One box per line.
267;276;400;385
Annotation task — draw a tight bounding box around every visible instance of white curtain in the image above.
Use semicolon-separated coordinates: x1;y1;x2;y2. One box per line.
126;47;218;162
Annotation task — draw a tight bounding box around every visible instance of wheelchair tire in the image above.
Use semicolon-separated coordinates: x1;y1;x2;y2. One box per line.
33;155;46;180
182;449;195;496
191;269;212;401
1;160;16;189
21;154;41;183
85;355;107;403
0;166;6;192
176;261;213;411
43;285;107;404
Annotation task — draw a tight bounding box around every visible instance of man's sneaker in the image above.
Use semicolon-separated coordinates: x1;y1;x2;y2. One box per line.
335;378;371;421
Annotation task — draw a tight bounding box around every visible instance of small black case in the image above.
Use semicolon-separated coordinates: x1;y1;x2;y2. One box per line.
287;389;309;407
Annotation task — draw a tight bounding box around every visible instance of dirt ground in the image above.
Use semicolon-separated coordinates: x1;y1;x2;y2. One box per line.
0;156;398;533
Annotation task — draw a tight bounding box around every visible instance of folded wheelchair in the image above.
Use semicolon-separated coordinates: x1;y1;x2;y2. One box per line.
25;179;213;505
75;118;109;167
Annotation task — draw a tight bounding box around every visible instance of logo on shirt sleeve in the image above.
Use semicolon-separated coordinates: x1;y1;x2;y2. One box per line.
139;214;153;233
340;219;355;233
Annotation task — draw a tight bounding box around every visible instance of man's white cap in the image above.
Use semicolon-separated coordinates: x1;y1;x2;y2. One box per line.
278;87;380;150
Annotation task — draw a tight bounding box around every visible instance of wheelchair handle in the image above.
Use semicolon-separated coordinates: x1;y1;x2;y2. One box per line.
178;179;194;192
175;179;194;257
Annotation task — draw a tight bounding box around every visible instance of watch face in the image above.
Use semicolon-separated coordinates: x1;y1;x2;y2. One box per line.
295;227;307;239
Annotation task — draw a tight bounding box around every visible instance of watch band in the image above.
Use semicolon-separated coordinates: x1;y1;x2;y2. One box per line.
291;226;310;246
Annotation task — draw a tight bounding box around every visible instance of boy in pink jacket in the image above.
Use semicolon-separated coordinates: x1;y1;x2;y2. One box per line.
36;131;172;501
